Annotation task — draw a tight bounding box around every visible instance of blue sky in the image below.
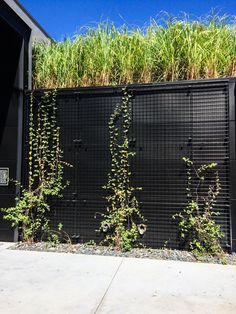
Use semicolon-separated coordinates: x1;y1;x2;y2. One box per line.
20;0;236;40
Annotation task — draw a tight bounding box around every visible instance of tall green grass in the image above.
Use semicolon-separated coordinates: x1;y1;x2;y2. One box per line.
32;15;236;89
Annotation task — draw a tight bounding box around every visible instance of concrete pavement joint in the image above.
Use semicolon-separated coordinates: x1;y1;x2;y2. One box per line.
0;244;236;313
94;257;124;314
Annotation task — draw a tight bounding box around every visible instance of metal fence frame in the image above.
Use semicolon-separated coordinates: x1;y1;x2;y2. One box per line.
23;78;236;251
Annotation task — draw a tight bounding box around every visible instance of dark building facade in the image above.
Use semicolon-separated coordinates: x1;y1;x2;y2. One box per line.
0;0;50;240
0;2;236;253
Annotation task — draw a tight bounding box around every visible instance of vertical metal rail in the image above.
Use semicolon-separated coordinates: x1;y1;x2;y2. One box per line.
15;40;26;242
228;79;236;251
188;89;193;162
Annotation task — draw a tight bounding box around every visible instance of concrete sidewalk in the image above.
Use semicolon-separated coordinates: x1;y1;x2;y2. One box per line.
0;243;236;314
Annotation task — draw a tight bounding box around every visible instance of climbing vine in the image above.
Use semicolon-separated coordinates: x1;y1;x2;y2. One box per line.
173;157;224;257
100;88;146;251
2;91;71;243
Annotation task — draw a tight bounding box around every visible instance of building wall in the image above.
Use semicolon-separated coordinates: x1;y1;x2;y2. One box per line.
27;79;236;251
3;0;50;43
0;0;50;240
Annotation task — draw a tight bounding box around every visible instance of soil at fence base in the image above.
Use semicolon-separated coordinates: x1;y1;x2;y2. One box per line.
10;242;236;265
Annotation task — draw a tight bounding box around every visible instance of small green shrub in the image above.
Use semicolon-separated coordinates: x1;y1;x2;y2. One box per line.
100;89;145;251
85;240;96;247
173;157;224;257
42;222;63;247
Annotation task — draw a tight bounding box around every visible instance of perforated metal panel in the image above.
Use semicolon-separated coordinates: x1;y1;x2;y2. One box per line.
23;79;235;250
49;93;122;241
132;85;230;249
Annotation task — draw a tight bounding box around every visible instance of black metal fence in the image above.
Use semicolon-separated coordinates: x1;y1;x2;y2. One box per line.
24;78;236;251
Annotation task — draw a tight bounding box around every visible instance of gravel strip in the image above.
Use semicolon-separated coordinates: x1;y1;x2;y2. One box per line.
9;242;236;265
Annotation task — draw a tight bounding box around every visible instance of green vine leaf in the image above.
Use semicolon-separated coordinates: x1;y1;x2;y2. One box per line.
99;88;146;252
1;90;72;243
173;157;224;257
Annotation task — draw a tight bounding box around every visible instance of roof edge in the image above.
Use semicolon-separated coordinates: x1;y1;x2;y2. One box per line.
13;0;51;39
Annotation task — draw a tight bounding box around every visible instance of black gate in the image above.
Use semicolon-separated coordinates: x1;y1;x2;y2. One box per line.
24;78;236;251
